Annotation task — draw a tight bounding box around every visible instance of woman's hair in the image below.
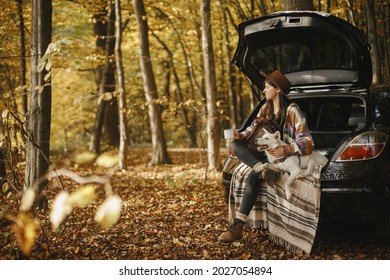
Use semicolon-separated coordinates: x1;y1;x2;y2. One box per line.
260;79;290;128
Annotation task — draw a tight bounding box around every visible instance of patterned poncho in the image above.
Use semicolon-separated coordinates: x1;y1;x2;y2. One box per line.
281;102;314;156
240;102;314;157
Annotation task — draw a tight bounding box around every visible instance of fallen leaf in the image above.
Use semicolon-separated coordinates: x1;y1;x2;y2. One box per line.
12;213;39;256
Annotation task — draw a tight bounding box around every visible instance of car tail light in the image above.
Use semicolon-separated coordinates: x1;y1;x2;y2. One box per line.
336;131;388;162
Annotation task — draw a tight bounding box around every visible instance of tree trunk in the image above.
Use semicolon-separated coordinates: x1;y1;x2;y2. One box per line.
133;0;171;166
233;0;250;21
25;0;52;208
326;0;331;13
382;1;390;81
201;0;220;171
153;6;199;147
258;0;267;15
90;0;119;153
283;0;315;10
365;0;383;84
99;0;119;147
17;0;28;116
114;0;127;170
345;0;357;26
151;31;197;148
220;0;237;128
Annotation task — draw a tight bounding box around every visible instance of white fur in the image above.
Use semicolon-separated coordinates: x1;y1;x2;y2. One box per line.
254;130;328;200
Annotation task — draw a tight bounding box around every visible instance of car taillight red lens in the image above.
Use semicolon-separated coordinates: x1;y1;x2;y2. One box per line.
336;131;388;162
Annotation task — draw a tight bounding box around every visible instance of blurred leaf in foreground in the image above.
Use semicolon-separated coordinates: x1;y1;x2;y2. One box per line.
50;191;72;230
74;151;97;165
68;185;97;207
12;213;39;256
94;195;122;228
20;188;36;212
96;152;119;168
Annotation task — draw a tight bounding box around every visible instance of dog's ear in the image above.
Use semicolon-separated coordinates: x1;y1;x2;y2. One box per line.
274;131;281;140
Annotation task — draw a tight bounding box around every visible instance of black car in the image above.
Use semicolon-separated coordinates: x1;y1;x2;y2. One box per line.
222;11;390;242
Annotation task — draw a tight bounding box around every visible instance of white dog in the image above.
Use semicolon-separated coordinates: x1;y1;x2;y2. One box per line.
254;130;328;199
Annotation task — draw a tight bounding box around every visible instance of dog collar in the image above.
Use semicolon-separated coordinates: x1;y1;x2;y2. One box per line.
273;157;287;163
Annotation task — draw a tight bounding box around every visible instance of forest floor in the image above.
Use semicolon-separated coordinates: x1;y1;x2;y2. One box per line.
1;147;390;260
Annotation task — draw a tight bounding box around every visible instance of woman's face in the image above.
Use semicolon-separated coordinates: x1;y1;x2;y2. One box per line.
263;82;279;101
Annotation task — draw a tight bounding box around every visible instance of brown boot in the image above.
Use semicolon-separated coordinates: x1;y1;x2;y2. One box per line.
218;221;244;243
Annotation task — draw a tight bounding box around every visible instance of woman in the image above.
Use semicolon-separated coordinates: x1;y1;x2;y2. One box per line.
218;70;314;243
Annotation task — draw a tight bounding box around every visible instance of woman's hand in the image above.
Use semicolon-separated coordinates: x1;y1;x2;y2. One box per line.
267;146;285;158
233;129;241;140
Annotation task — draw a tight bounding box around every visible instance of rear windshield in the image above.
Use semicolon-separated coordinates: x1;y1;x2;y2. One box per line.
248;28;358;86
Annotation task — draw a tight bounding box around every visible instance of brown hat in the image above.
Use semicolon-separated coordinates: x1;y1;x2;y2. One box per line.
261;70;291;95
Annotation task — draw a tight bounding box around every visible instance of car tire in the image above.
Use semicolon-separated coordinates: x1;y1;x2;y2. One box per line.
374;215;390;244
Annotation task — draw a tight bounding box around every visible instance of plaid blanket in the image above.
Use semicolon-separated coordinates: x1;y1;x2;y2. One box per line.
228;162;322;255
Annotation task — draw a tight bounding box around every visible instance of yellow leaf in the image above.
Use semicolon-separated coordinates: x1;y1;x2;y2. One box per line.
20;188;36;212
37;61;46;73
45;61;52;71
50;191;72;230
94;195;122;228
44;72;51;82
68;185;97;207
103;92;113;101
0;100;6;111
12;213;39;256
96;152;119;168
74;151;97;164
35;85;44;94
60;37;72;46
73;96;82;105
2;182;10;193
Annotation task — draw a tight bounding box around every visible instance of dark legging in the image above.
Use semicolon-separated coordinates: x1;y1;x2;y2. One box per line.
230;140;267;216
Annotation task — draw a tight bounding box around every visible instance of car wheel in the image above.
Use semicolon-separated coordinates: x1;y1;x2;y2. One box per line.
374;215;390;244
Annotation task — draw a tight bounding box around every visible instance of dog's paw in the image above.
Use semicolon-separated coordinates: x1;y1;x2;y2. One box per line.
253;163;266;173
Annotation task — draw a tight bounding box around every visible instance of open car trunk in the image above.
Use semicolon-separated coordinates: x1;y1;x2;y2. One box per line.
291;94;366;160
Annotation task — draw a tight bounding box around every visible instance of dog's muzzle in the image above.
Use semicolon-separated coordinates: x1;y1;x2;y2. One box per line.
256;145;268;151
